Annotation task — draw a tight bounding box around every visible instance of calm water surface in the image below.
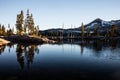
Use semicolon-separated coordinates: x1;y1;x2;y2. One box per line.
0;41;120;80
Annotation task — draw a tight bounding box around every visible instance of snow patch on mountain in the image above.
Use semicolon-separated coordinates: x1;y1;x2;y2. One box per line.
85;18;120;30
86;23;98;29
101;21;111;26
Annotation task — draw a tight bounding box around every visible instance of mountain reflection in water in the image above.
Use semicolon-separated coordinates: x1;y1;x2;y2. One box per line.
0;40;120;80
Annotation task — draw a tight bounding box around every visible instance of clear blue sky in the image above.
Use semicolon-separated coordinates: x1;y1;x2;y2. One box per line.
0;0;120;30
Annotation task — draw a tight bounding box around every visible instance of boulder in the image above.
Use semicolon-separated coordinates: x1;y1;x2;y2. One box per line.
0;38;10;45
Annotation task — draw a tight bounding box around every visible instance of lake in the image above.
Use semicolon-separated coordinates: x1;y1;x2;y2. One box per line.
0;40;120;80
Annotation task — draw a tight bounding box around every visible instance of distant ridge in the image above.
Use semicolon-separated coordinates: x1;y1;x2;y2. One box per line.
40;18;120;33
84;18;120;30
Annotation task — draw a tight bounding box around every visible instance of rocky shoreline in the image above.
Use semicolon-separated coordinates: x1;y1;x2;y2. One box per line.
0;38;10;45
4;35;56;44
1;35;120;46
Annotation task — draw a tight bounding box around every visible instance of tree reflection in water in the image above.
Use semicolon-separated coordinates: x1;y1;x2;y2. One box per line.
16;44;39;70
0;40;119;71
79;39;119;57
0;45;5;55
7;43;14;53
80;40;84;55
16;44;24;70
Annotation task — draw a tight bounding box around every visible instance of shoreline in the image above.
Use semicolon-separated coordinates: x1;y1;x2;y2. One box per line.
48;36;120;41
3;35;56;44
0;38;10;46
1;35;120;46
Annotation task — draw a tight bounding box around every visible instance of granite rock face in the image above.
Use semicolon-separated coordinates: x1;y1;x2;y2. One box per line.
0;38;10;45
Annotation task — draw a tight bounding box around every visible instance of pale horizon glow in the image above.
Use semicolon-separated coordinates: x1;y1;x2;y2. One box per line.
0;0;120;30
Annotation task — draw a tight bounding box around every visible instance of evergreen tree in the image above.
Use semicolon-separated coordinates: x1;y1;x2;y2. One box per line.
29;14;35;34
24;25;26;34
36;25;40;36
81;22;84;39
7;24;13;36
87;29;90;38
12;27;14;34
25;10;35;35
105;29;110;37
8;24;10;28
32;25;40;36
93;26;99;37
7;28;13;36
111;25;117;37
1;25;6;36
16;10;24;35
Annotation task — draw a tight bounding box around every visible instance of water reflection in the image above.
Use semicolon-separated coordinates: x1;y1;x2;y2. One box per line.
80;41;84;55
0;40;120;80
16;44;24;70
0;40;120;64
0;43;40;71
0;45;5;55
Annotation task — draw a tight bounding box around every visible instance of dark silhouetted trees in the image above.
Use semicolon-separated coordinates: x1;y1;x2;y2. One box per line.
81;22;84;40
86;29;90;38
7;24;14;36
93;26;99;37
111;25;118;37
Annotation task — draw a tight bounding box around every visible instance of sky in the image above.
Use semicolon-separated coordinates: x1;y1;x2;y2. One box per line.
0;0;120;30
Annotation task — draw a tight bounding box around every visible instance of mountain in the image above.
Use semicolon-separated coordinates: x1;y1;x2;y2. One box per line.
84;18;120;30
40;18;120;36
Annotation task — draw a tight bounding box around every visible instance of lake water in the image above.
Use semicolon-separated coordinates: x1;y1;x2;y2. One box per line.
0;41;120;80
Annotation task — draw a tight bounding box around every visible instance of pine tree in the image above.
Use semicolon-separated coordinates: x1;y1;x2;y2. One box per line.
23;24;26;34
16;10;37;35
71;24;73;38
1;25;6;36
93;26;99;37
36;25;39;36
87;29;90;38
81;22;84;39
111;25;117;37
7;24;13;36
29;14;35;34
12;27;14;34
7;28;13;36
16;10;24;35
25;10;35;35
